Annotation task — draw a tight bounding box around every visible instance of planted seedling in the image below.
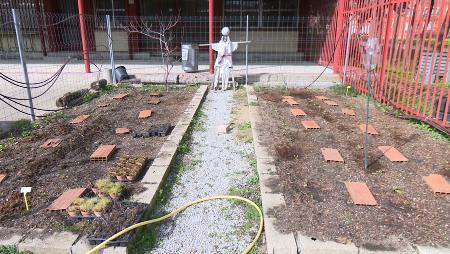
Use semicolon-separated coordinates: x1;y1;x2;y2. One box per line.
79;202;93;217
95;178;113;196
67;205;79;217
108;182;124;200
92;198;111;217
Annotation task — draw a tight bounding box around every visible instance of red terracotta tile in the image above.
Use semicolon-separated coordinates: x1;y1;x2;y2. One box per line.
291;108;306;116
116;128;131;134
321;148;344;162
217;125;230;134
282;96;294;102
423;174;450;194
315;95;329;100
69;115;90;124
342;108;356;116
0;174;6;183
359;124;379;135
97;102;110;108
138;110;153;119
149;92;162;97
345;182;377;206
40;138;62;148
47;188;86;211
324;100;339;106
90;145;117;161
113;93;129;100
284;98;299;106
148;98;161;105
378;146;408;162
302;120;320;129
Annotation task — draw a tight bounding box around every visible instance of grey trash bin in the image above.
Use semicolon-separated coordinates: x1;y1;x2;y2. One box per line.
181;44;198;72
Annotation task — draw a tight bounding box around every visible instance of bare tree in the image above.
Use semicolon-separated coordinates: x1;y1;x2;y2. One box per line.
125;15;181;90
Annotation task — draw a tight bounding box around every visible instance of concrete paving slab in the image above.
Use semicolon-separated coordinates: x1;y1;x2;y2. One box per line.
70;236;92;254
296;233;358;254
265;218;297;254
0;228;23;246
415;245;450;254
18;231;79;254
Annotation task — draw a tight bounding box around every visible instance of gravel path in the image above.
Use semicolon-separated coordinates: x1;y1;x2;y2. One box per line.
150;90;256;254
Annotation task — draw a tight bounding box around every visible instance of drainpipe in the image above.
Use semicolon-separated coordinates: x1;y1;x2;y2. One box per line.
77;0;91;73
209;0;214;74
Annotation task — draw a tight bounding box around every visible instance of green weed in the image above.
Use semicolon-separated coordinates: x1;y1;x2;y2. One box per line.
0;246;33;254
0;144;5;152
238;121;251;130
11;119;39;139
411;120;450;141
82;92;98;103
331;84;359;97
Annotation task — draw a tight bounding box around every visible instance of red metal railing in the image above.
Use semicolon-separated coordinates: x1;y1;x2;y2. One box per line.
329;0;450;128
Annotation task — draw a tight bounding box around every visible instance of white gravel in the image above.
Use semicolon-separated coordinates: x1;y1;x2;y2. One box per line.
149;90;256;254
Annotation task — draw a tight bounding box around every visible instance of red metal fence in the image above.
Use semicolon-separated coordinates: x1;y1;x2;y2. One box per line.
330;0;450;128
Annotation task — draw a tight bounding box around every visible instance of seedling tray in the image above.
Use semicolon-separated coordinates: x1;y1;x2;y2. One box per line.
86;202;147;247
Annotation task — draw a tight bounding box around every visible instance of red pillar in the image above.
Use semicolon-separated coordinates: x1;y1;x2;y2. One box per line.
77;0;91;73
209;0;214;74
333;0;345;73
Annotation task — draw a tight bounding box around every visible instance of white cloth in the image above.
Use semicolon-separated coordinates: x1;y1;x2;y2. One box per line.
212;37;238;90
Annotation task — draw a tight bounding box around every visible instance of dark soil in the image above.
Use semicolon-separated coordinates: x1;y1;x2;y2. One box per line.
0;86;195;237
255;87;450;248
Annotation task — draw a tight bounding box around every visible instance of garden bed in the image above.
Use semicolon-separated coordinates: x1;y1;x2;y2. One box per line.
255;87;450;248
0;85;196;239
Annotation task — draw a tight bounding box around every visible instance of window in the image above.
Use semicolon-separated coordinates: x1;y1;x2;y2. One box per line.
93;0;125;26
224;0;298;28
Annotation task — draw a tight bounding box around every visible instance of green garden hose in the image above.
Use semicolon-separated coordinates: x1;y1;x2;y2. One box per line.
86;195;263;254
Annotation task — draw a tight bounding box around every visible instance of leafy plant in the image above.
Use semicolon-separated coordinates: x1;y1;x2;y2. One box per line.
11;119;38;139
79;202;93;213
67;205;79;213
0;144;5;152
72;197;85;206
95;179;111;191
93;198;111;212
0;245;33;254
411;120;450;141
82;92;98;103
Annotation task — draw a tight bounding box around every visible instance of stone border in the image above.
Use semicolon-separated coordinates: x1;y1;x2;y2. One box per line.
246;85;450;254
245;85;297;254
0;85;208;254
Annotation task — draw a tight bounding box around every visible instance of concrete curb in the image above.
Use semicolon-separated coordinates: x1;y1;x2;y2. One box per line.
245;85;297;254
3;85;208;254
245;85;450;254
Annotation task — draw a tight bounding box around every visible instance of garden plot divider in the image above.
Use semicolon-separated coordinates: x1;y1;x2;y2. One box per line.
328;0;450;128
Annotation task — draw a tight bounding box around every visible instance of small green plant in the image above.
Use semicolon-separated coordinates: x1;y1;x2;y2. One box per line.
95;178;111;191
12;119;38;139
83;92;98;103
108;182;124;196
0;245;33;254
0;144;5;152
247;175;259;186
411;120;450;141
238;121;251;130
116;83;130;89
93;197;111;212
79;202;93;213
72;197;85;206
67;205;79;213
331;84;359;97
100;84;116;95
392;187;405;195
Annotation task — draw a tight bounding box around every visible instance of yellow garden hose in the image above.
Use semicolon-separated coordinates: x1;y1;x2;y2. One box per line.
86;195;264;254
